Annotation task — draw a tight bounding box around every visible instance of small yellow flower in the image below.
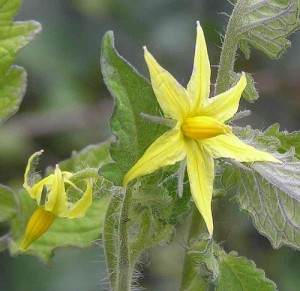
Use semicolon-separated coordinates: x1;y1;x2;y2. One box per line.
123;21;281;237
20;150;94;251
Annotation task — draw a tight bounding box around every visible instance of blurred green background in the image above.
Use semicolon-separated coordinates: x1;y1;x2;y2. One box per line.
1;0;300;290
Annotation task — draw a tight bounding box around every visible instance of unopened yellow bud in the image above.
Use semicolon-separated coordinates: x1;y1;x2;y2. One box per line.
181;116;231;140
20;207;56;251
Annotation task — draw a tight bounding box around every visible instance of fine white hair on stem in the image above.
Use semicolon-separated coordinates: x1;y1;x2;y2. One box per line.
177;160;187;198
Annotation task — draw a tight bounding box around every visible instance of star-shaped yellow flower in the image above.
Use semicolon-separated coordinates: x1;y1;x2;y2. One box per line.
123;21;280;237
20;150;94;250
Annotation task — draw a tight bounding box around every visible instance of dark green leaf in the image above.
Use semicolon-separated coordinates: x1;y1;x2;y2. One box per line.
100;31;167;185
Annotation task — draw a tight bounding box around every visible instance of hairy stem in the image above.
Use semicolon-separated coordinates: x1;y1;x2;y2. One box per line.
215;0;245;95
103;189;133;291
179;204;206;290
115;188;133;291
103;194;121;289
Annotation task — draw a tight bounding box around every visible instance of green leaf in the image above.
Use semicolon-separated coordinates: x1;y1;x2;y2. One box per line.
0;66;26;123
0;0;41;123
9;141;112;262
0;183;18;222
231;72;259;103
222;126;300;249
187;237;219;283
59;140;113;171
0;0;41;77
100;31;167;185
217;251;276;291
236;0;299;59
183;237;275;290
264;124;300;159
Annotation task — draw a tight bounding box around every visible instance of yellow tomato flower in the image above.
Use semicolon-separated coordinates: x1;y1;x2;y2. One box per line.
123;21;281;237
20;150;94;250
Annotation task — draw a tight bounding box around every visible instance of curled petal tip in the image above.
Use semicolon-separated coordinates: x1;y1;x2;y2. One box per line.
196;20;200;26
143;46;147;51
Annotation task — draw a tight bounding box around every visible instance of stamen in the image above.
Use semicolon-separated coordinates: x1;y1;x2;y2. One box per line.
181;116;231;140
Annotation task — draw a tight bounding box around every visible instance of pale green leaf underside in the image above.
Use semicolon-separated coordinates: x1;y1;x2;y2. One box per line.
237;0;299;58
217;251;276;291
100;31;167;185
224;166;300;250
222;125;300;249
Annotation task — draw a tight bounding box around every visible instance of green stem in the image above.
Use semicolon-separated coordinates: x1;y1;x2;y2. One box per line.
115;188;133;291
214;0;245;95
103;189;133;291
103;193;121;290
179;204;206;291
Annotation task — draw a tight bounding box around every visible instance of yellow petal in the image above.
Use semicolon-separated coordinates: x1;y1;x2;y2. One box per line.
29;175;54;205
187;21;211;112
44;165;68;216
123;129;186;186
202;73;247;122
186;140;214;237
144;47;190;122
205;132;281;163
23;150;44;199
67;179;93;218
20;207;56;251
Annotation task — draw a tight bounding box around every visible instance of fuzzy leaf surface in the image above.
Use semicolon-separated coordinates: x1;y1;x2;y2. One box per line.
100;31;167;185
184;238;275;290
